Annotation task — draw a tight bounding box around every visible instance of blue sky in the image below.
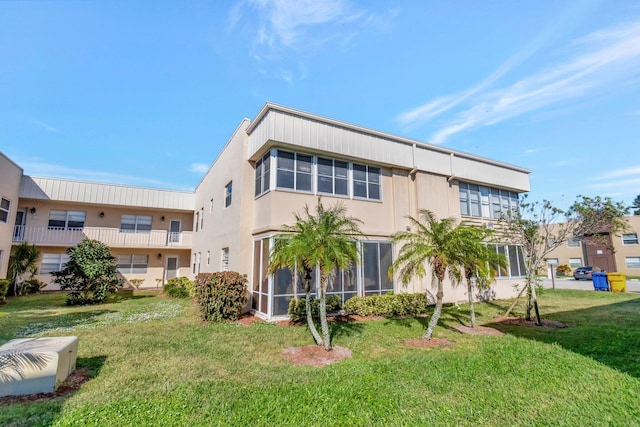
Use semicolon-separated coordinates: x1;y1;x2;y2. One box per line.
1;0;639;210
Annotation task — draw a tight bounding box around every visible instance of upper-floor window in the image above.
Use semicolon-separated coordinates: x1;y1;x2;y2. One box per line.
0;198;10;223
459;183;519;219
318;157;349;196
195;212;199;232
353;164;381;200
49;210;86;230
225;182;233;207
568;238;581;247
120;215;152;233
221;247;229;271
622;233;638;245
255;152;271;197
276;150;312;192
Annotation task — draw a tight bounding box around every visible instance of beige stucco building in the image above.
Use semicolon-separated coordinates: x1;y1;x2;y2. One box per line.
1;103;533;319
544;215;640;277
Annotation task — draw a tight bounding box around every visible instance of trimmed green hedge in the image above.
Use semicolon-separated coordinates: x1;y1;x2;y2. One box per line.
343;293;429;317
288;295;342;322
163;277;195;298
195;272;248;322
0;279;9;303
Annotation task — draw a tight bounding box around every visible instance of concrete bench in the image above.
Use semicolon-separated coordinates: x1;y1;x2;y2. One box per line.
0;336;79;397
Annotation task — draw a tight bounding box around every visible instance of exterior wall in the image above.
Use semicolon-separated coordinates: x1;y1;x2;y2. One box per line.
0;153;24;279
613;216;640;276
192;119;254;278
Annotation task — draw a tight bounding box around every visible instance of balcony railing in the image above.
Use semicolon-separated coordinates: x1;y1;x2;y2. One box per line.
12;225;192;248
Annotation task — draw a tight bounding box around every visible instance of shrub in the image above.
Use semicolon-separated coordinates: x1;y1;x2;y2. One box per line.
343;293;429;317
163;277;194;298
287;295;342;322
556;264;572;276
0;279;9;303
21;279;46;294
195;272;248;322
52;239;122;305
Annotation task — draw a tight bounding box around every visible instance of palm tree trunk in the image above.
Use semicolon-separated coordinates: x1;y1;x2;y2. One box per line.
318;275;332;351
423;280;444;340
303;271;322;345
467;278;476;328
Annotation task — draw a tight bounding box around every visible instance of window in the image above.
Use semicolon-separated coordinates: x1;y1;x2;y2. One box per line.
210;198;213;213
197;252;201;274
221;247;229;271
116;254;148;274
622;233;638;245
192;254;197;274
48;210;86;230
120;215;151;233
568;238;581;247
276;150;312;192
225;182;232;207
41;253;70;274
195;212;199;232
207;251;210;266
459;183;519;219
626;257;640;268
200;208;204;230
569;258;583;268
353;164;381;200
0;198;10;223
362;242;394;295
488;244;526;278
317;157;349;196
255;152;271;197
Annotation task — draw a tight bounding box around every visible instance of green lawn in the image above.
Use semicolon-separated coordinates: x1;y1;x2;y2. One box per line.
1;289;639;426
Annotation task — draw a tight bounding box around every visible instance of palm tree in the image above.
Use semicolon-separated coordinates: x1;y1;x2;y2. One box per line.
456;227;507;328
269;233;323;346
269;198;363;351
8;242;40;296
390;210;467;340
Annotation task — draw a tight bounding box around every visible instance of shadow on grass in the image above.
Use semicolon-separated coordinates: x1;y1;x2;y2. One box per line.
108;290;158;303
329;318;365;340
487;298;640;378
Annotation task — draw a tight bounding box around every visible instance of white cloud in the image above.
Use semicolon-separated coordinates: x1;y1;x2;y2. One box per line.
189;163;210;174
595;165;640;180
32;120;58;132
401;20;640;144
15;157;193;191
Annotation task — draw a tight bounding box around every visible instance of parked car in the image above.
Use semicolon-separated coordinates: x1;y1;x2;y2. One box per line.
573;266;593;280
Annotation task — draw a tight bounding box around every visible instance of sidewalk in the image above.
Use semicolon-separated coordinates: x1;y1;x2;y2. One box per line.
541;277;640;293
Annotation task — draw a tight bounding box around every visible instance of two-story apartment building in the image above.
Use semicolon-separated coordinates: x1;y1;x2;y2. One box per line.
1;103;532;319
543;215;640;276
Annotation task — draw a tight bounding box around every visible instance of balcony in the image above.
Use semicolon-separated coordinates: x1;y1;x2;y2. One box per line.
12;226;192;249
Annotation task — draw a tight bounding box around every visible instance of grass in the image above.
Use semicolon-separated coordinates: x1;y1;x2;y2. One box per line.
1;289;639;426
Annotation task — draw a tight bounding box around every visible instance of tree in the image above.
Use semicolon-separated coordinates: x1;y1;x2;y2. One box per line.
497;195;629;325
269;198;363;351
457;226;507;328
52;239;123;305
631;194;640;216
8;242;40;296
390;210;468;340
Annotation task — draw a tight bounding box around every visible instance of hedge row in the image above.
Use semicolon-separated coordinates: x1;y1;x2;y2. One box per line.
287;295;342;322
343;293;429;317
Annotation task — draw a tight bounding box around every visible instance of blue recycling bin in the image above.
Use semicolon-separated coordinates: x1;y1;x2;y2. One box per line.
592;272;609;291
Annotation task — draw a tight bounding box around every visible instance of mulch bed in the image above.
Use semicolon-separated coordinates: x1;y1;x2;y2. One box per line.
0;368;91;406
282;345;352;367
493;317;569;328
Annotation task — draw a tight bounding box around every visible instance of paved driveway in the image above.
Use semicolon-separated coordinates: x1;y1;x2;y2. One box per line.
541;277;640;293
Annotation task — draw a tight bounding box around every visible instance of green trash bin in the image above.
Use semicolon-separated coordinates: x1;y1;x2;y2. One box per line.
606;273;626;293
